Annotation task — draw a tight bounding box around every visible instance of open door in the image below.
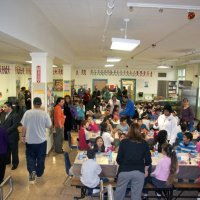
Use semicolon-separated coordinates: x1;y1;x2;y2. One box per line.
121;79;136;101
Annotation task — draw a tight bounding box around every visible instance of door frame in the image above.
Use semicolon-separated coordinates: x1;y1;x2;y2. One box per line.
121;78;136;101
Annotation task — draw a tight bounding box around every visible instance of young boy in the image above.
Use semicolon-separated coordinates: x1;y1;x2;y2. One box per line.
80;149;102;195
177;132;197;156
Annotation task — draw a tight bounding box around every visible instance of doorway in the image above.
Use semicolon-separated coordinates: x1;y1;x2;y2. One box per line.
121;79;136;101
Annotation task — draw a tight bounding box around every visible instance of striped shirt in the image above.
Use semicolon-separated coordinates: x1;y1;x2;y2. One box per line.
177;141;197;155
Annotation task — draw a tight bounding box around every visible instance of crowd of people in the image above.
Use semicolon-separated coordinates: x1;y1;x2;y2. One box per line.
0;84;200;200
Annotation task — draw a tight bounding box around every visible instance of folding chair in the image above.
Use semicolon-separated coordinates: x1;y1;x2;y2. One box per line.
63;151;73;185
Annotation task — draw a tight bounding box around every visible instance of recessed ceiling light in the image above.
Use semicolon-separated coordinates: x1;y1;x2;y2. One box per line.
107;57;121;62
105;64;114;67
157;65;170;69
52;65;58;68
26;61;32;64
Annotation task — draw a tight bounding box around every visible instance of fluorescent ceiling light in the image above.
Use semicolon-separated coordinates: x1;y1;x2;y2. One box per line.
26;61;32;64
107;57;121;62
105;64;114;67
110;38;140;51
127;3;200;10
157;65;170;69
52;65;58;68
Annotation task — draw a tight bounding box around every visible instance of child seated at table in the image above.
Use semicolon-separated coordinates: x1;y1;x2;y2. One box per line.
104;105;111;117
93;105;102;119
137;118;149;134
93;136;105;153
150;143;178;191
80;149;102;195
112;105;120;122
78;120;91;151
176;122;187;145
156;130;168;153
114;116;129;134
101;123;114;152
86;114;99;133
114;133;126;153
176;132;197;156
142;143;178;199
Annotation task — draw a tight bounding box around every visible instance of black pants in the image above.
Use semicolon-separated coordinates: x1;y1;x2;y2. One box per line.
0;153;7;184
7;140;19;166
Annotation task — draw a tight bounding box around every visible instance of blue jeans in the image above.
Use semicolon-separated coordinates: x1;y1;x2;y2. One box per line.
26;141;47;177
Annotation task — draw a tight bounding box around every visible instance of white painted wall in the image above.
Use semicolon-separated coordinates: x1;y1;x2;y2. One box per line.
72;68;178;96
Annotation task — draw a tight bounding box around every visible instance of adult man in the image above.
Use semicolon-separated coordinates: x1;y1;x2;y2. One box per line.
21;97;52;183
77;86;85;98
18;86;26;115
2;102;20;170
120;95;135;125
157;104;178;145
54;97;65;153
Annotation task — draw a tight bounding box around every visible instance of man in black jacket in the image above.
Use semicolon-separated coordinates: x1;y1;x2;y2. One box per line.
2;102;20;170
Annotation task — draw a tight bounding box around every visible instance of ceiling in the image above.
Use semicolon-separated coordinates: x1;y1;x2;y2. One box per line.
1;0;200;69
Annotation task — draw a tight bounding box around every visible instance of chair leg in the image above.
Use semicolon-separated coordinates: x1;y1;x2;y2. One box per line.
74;186;87;199
63;176;72;185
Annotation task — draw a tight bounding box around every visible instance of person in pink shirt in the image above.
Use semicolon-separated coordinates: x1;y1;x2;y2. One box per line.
86;115;99;133
151;143;178;188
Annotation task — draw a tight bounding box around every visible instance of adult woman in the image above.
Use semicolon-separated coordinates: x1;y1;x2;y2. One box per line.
181;98;194;132
64;95;73;148
115;123;152;200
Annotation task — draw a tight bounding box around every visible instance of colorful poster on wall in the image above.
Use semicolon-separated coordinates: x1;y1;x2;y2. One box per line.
32;82;45;110
63;80;71;96
53;79;63;91
47;82;54;121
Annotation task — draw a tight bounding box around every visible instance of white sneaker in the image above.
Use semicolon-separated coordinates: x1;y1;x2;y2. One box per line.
92;189;100;194
29;171;36;184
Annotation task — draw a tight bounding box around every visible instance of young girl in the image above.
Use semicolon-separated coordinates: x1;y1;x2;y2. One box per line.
151;143;178;188
112;105;120;122
114;133;126;153
93;105;102;119
93;136;105;153
78;120;90;151
156;130;168;153
86;114;99;133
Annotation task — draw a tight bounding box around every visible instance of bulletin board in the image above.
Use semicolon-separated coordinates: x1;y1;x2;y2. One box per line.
32;82;45;110
92;79;108;91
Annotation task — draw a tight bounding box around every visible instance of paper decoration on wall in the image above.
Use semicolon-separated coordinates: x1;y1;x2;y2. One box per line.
75;69;153;77
0;65;10;74
53;68;63;75
15;66;31;75
53;79;63;91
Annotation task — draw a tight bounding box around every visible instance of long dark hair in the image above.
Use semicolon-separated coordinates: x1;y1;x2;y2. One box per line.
93;136;105;152
162;143;178;185
127;123;143;142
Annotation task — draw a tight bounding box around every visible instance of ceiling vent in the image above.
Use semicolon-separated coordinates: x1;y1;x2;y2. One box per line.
158;72;167;77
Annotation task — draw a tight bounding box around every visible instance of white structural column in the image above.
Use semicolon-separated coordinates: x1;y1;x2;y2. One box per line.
30;52;53;110
63;64;72;96
30;52;53;153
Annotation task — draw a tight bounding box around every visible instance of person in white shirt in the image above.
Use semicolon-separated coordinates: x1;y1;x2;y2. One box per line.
108;95;121;114
101;120;114;151
80;149;102;195
157;104;178;145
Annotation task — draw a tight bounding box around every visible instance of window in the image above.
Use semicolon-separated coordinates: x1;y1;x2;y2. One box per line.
178;68;185;80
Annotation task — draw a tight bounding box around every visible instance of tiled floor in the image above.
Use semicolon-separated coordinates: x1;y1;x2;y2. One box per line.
3;139;81;200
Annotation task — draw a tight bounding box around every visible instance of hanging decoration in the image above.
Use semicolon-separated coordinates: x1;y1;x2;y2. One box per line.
53;67;63;75
0;65;10;74
75;69;153;77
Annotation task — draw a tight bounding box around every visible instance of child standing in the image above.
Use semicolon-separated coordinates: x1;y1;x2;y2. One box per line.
80;149;102;195
76;100;85;131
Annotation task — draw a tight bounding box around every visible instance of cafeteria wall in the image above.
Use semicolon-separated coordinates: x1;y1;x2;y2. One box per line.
0;64;31;104
72;68;178;97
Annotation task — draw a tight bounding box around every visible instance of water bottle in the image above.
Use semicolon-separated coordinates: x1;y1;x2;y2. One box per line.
108;151;113;164
154;143;158;157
